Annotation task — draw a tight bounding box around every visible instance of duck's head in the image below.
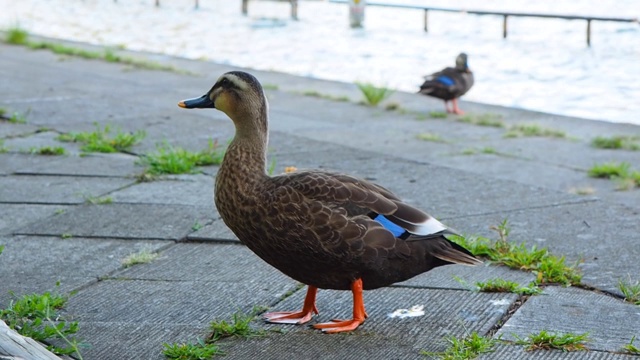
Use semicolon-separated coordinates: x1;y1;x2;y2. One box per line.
455;53;470;72
178;71;268;134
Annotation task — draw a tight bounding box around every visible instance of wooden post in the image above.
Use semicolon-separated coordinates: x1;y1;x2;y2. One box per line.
586;19;592;46
242;0;248;15
503;15;508;38
291;0;298;20
423;9;428;32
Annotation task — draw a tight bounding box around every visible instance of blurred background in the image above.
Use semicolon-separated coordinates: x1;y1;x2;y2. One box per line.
1;0;638;124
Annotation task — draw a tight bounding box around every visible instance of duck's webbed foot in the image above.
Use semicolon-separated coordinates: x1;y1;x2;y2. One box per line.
263;285;318;325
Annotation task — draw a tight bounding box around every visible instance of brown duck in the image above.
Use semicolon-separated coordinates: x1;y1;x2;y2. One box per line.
178;71;482;333
419;53;474;115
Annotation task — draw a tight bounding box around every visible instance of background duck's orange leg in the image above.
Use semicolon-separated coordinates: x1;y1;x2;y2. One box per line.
263;285;318;324
313;278;367;333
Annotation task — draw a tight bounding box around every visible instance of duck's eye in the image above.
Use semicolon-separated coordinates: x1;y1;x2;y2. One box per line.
220;78;230;87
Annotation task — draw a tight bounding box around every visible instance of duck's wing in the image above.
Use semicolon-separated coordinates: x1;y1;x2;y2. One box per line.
268;171;480;266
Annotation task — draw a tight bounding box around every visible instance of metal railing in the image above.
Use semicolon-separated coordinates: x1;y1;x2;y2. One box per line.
242;0;299;20
329;0;639;46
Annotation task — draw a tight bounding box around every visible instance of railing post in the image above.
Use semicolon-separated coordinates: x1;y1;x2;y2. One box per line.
195;0;199;9
586;19;592;46
349;0;366;28
291;0;298;20
424;9;428;32
155;0;160;7
242;0;248;16
503;15;508;38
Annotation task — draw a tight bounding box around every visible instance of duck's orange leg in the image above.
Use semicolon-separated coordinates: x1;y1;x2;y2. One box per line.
451;98;465;115
263;285;318;324
313;278;367;333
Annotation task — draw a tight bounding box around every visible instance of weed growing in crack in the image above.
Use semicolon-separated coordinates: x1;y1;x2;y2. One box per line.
356;82;394;106
28;146;66;155
588;162;640;190
504;124;566;138
121;248;159;268
57;123;145;153
416;132;447;143
163;338;224;359
623;336;640;354
209;307;266;341
139;140;225;175
591;135;640;151
450;220;582;286
473;278;541;295
514;330;589;351
0;284;85;358
421;331;498;359
162;308;265;358
458;113;505;128
618;278;640;305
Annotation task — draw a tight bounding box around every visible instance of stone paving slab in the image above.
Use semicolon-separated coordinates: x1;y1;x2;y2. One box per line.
109;174;216;208
0;175;134;204
2;130;82;155
112;243;292;285
15;203;211;240
397;263;536;290
186;218;239;242
0;153;69;175
496;287;640;353
63;278;297;325
0;235;168;307
14;152;141;178
445;201;640;296
0;204;69;235
0;121;42;139
224;287;517;357
70;322;208;360
479;344;639;360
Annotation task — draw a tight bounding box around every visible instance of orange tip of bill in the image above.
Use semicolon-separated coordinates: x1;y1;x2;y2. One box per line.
177;101;186;108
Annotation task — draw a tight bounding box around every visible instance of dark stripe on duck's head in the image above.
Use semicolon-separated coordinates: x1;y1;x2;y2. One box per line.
436;76;455;86
373;214;407;238
221;71;264;93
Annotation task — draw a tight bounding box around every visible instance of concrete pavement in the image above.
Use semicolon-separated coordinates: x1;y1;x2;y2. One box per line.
1;39;639;359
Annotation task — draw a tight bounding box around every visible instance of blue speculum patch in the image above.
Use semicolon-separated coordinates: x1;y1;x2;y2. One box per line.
374;214;406;237
436;76;455;86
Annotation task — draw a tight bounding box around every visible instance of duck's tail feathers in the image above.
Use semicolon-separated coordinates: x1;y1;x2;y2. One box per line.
409;234;483;266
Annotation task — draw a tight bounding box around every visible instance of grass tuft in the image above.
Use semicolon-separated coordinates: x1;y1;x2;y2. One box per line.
416;132;447;143
474;278;541;295
355;82;394;106
623;336;640;354
429;111;448;119
139;140;225;175
588;162;640;190
421;332;498;359
209;308;265;341
57;123;145;153
514;330;589;352
450;220;582;286
458;113;505;128
0;287;84;358
618;278;640;305
5;26;29;45
591;136;640;151
121;248;160;268
505;124;566;138
29;146;66;156
163;338;224;359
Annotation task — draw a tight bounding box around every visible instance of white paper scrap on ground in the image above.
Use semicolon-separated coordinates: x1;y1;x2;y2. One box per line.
388;305;425;319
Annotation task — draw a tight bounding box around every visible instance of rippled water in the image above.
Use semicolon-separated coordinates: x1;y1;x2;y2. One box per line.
1;0;638;124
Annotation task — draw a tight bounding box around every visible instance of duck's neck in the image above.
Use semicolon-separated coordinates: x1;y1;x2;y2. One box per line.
219;108;270;186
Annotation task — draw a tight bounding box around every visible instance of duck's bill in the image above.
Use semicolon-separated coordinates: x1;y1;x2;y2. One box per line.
178;94;214;109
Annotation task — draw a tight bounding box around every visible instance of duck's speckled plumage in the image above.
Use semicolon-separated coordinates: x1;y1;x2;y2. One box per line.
179;71;481;332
